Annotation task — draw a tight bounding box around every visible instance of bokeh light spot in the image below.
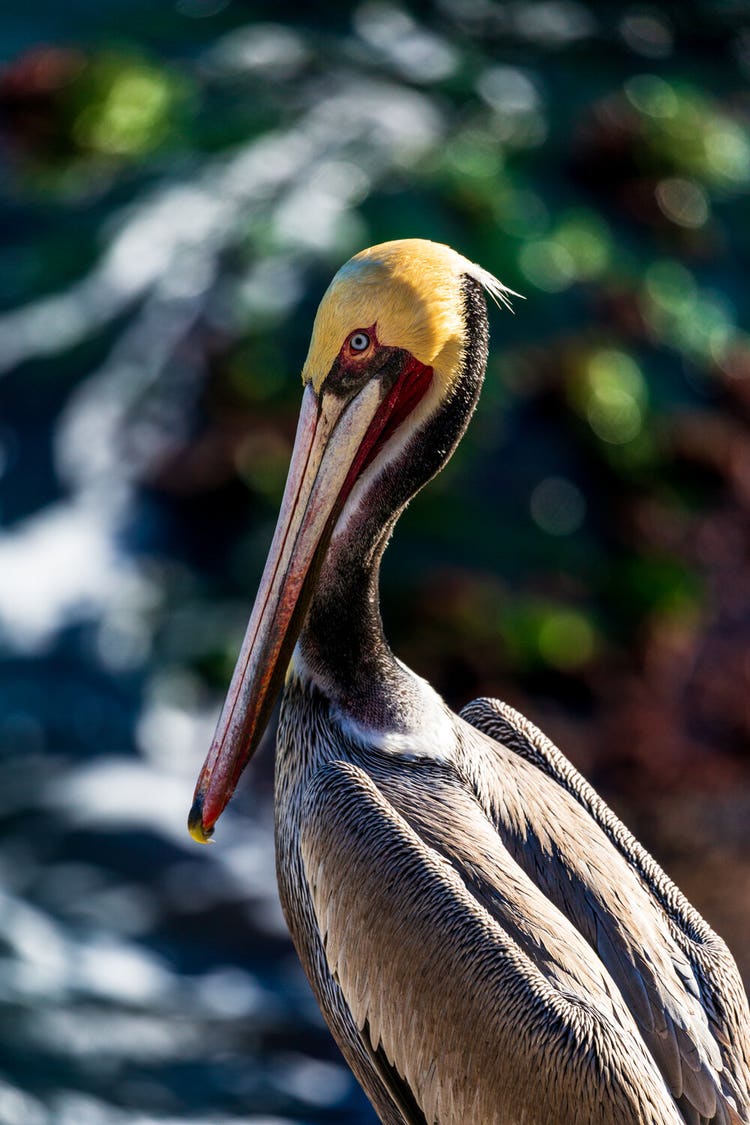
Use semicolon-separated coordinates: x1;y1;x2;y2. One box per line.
655;177;709;228
582;349;647;445
588;395;642;444
512;1;595;46
620;12;673;59
624;73;678;118
554;212;612;280
477;66;540;115
642;260;736;360
519;238;576;291
207;23;308;77
477;64;547;147
530;476;586;536
538;609;596;669
644;259;696;312
496;189;550;238
355;2;457;83
442;131;504;182
73;62;182;157
704;123;750;186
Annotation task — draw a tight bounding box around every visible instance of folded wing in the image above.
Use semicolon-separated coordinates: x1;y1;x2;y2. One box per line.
461;696;750;1124
300;757;686;1125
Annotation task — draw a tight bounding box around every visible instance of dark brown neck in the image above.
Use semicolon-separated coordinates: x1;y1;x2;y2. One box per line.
297;276;490;729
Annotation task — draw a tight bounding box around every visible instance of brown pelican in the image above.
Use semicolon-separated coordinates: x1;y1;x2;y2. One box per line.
188;239;750;1124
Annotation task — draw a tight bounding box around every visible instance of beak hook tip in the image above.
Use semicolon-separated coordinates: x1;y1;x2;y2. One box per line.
188;793;215;844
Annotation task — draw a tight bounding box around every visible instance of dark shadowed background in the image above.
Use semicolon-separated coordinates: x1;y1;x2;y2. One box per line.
0;2;748;1122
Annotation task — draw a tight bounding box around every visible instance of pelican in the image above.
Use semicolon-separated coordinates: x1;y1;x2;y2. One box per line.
188;239;750;1124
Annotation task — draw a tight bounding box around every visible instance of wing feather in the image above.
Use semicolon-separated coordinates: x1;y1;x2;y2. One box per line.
300;758;684;1125
461;696;750;1122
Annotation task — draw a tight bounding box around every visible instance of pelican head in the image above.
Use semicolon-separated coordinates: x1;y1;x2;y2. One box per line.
189;239;513;843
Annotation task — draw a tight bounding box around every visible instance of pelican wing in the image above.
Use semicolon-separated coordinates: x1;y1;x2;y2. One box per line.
461;696;750;1123
299;757;685;1125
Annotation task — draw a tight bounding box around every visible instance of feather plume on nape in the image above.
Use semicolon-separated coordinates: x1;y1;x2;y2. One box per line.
466;262;524;313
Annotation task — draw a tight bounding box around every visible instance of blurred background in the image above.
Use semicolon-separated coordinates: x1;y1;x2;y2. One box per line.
0;1;749;1122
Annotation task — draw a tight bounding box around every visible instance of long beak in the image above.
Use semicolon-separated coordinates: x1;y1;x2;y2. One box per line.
188;377;388;842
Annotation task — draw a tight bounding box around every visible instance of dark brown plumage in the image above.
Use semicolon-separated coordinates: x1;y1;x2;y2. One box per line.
190;240;750;1124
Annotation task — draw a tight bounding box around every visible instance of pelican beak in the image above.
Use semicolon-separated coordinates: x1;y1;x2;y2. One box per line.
188;375;403;842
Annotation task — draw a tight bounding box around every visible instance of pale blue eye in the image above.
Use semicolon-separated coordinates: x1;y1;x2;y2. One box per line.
349;332;370;352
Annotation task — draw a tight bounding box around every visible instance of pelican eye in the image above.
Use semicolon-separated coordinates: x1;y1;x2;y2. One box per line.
348;331;371;353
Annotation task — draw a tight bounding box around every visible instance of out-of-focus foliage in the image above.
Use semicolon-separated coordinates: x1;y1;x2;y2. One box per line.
0;2;749;1122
